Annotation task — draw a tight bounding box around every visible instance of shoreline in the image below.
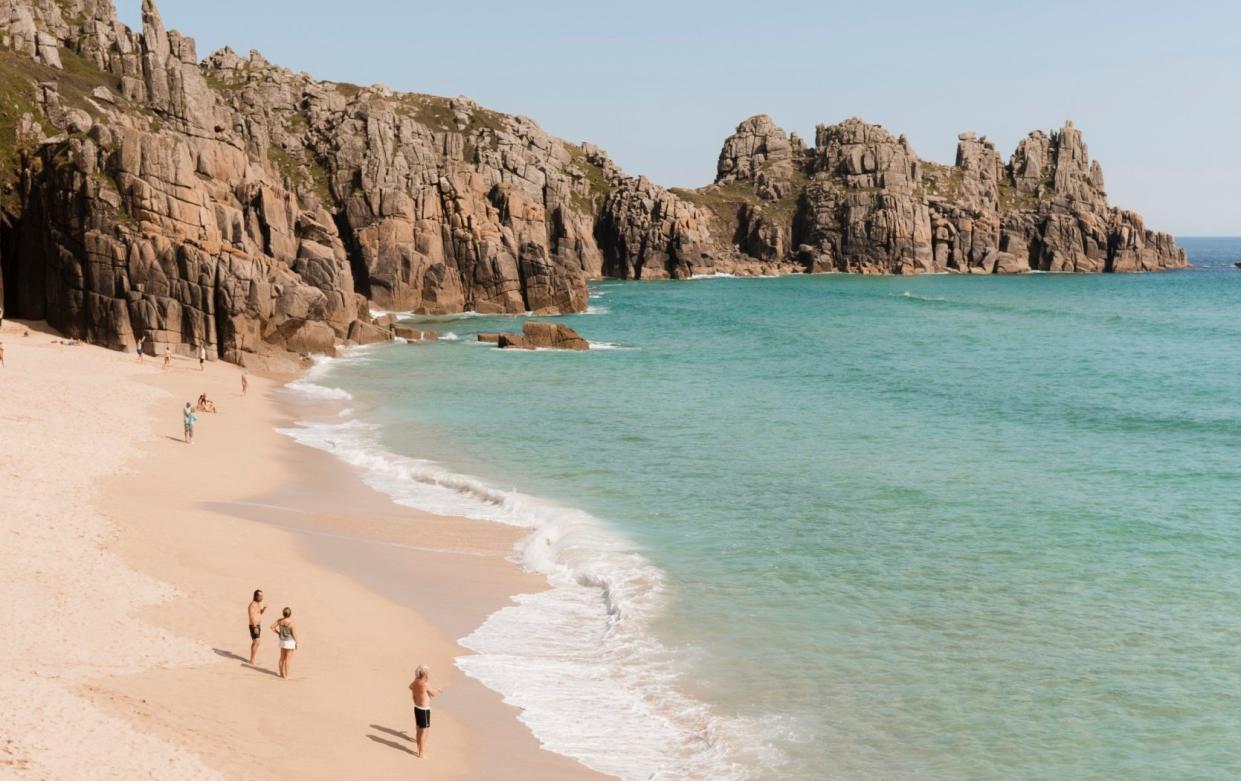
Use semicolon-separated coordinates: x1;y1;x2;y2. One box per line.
0;320;606;779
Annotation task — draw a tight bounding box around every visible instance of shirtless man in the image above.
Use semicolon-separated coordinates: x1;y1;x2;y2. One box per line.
247;589;266;664
409;665;439;758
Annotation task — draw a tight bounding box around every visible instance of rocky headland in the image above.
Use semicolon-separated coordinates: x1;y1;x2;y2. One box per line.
0;0;1187;366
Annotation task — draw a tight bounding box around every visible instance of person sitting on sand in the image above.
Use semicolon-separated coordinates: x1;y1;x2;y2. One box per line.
195;393;217;413
247;589;267;665
409;665;439;758
183;402;197;444
163;346;171;369
271;608;298;679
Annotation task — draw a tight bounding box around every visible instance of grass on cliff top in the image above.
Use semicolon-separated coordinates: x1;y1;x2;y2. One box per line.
563;143;613;212
673;167;807;244
0;49;113;210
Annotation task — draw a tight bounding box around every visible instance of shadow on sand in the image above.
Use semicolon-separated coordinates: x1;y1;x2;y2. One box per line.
369;723;413;742
366;734;417;756
212;648;280;678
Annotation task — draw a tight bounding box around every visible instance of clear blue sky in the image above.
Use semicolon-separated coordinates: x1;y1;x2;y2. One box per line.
118;0;1240;235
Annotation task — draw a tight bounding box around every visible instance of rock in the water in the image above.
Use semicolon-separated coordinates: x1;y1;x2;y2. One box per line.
495;322;588;350
521;321;588;350
348;320;393;345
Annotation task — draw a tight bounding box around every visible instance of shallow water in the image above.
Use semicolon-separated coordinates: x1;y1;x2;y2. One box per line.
286;238;1241;780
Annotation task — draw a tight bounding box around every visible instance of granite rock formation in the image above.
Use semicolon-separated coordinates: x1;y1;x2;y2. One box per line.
0;1;1186;364
681;115;1185;276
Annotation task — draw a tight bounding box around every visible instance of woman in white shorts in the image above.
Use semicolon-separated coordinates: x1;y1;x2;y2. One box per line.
271;607;299;679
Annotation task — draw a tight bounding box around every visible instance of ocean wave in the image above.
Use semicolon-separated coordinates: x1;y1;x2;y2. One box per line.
899;290;948;302
584;305;610;315
689;272;738;279
277;377;762;780
368;307;414;318
589;341;637;351
439;331;461;341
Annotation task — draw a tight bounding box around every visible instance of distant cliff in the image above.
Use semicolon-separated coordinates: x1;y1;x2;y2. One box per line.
0;0;1187;366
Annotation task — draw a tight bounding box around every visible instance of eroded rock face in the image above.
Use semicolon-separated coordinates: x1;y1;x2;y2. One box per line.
0;0;611;364
0;2;1188;365
684;114;1185;277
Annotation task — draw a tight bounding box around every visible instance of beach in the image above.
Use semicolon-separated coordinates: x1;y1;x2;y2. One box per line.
0;319;606;780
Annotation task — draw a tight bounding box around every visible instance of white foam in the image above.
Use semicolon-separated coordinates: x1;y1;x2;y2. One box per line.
588;341;636;351
584;305;610;315
285;380;352;400
689;272;737;279
439;331;461;341
368;307;414;318
899;290;947;302
277;363;767;780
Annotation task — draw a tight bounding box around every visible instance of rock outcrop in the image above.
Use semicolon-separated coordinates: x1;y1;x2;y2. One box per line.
0;1;1187;365
494;321;589;351
682;115;1186;276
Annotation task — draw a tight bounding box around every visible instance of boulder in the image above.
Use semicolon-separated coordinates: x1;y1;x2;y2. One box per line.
348;320;393;345
497;333;529;349
522;322;588;350
477;333;501;343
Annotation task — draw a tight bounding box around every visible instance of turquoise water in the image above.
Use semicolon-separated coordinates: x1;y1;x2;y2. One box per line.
291;238;1241;780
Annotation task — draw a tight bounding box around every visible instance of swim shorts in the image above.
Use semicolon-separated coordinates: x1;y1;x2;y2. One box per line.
415;706;431;729
249;624;261;640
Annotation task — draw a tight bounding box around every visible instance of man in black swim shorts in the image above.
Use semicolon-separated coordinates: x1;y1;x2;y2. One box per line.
409;665;439;758
248;589;266;664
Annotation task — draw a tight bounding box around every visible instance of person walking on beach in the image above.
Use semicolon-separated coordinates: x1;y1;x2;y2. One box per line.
198;344;206;371
163;346;172;370
183;402;197;444
247;589;267;665
409;665;438;758
241;369;248;397
0;341;5;368
271;607;298;679
136;334;146;362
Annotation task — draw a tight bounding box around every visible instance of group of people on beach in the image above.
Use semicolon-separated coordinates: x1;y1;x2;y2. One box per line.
247;590;299;677
245;590;439;758
137;335;210;372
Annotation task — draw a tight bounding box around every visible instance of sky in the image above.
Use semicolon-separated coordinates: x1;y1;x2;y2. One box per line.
117;0;1240;235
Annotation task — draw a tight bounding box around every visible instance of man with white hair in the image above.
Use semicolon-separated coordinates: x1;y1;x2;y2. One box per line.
408;665;439;758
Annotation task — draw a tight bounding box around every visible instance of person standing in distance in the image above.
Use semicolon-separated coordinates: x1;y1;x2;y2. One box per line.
271;607;298;679
247;589;266;665
409;665;439;758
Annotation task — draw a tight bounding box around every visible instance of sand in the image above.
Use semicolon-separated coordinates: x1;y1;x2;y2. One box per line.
0;320;607;780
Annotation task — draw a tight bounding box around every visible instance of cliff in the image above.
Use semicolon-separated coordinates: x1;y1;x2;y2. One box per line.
0;1;1187;365
688;115;1185;275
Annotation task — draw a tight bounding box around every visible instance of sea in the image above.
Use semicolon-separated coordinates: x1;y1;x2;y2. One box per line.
281;237;1241;781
